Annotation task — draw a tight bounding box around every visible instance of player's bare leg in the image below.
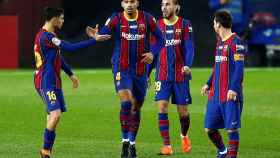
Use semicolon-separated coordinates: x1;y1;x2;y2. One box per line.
205;128;227;158
157;101;173;155
177;105;191;153
40;109;61;158
118;89;133;158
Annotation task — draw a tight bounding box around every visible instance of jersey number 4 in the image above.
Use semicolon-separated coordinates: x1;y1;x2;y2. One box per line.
35;51;43;68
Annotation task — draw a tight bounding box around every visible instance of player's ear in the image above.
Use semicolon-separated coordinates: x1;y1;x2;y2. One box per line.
50;17;57;25
136;0;139;7
121;1;124;8
217;22;221;28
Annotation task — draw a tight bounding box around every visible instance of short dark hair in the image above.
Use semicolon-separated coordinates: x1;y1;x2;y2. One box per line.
43;7;64;22
214;11;232;28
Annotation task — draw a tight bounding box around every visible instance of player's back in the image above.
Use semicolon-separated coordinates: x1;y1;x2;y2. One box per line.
34;29;62;90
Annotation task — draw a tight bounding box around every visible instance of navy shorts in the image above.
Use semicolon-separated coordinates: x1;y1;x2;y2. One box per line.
204;100;243;130
155;80;192;105
36;88;67;113
113;71;148;103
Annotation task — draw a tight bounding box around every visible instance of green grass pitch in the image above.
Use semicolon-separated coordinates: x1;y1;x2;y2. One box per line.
0;68;279;158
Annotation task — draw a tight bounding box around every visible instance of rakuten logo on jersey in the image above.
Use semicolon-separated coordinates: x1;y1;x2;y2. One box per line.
215;56;228;62
121;32;145;41
165;39;181;47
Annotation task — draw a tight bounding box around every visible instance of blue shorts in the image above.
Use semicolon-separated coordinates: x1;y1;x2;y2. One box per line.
204;100;243;130
113;71;147;103
155;80;192;105
36;89;67;113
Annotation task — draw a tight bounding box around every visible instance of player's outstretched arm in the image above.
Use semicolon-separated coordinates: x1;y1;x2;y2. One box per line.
86;24;111;41
47;26;110;52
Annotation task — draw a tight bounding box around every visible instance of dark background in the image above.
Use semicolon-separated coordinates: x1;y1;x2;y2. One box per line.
1;0;279;68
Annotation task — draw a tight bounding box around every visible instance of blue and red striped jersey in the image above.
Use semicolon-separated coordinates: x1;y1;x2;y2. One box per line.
33;28;97;89
207;33;246;102
99;10;164;76
34;29;66;89
155;17;194;82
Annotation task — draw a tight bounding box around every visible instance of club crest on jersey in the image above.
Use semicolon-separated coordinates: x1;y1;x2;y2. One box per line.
175;29;182;33
175;29;182;36
223;45;229;51
139;24;146;30
218;45;229;51
121;32;145;40
165;39;181;46
215;56;228;62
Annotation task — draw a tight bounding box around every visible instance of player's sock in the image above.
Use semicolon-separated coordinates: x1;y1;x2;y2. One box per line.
120;101;132;141
180;114;190;136
49;131;56;151
228;131;239;158
207;129;226;153
43;128;56;151
128;110;141;144
158;113;170;146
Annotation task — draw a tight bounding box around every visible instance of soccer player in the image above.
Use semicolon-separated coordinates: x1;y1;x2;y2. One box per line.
201;11;246;158
151;0;194;155
97;0;164;157
34;7;110;158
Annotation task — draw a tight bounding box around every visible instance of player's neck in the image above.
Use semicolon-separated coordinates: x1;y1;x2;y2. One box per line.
164;15;178;25
124;10;138;21
219;29;233;42
43;23;55;33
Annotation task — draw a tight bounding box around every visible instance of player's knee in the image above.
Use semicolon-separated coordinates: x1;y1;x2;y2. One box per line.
49;111;61;124
51;115;60;124
205;128;217;133
131;104;142;112
177;106;188;117
159;107;168;113
119;90;132;101
204;128;210;133
158;103;168;113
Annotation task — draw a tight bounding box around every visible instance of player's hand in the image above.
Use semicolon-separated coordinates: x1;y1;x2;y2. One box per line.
201;84;210;96
181;66;191;75
227;90;237;101
86;25;111;41
70;75;79;89
141;52;154;64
